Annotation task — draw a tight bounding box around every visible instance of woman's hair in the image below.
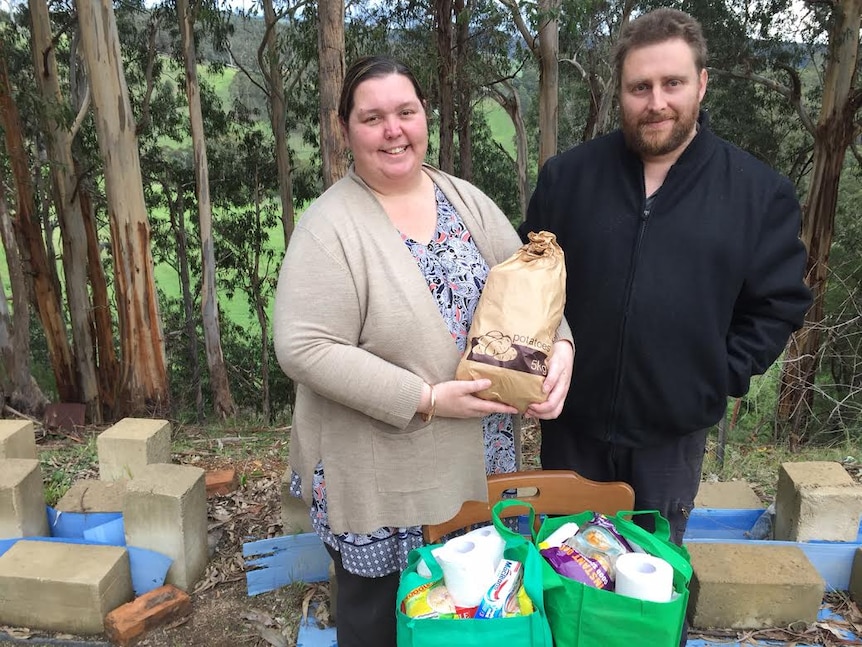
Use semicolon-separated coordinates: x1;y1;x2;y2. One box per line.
612;8;708;80
338;55;427;124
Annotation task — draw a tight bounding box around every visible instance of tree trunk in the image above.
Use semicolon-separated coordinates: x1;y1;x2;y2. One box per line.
168;182;203;421
776;0;862;441
29;0;101;419
251;173;270;421
435;0;456;173
537;0;560;166
262;0;296;247
0;47;78;403
79;178;120;415
178;0;236;419
317;0;347;188
0;175;48;414
489;81;528;219
455;0;473;181
77;0;169;415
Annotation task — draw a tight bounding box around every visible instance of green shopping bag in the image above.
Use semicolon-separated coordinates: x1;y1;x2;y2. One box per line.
536;510;692;647
396;499;553;647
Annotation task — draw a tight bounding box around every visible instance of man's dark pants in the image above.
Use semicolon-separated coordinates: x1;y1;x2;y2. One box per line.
540;425;709;646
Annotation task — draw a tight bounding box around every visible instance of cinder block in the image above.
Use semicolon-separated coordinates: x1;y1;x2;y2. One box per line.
104;584;191;646
0;540;133;634
205;468;237;497
0;420;37;460
97;418;172;481
774;461;862;541
687;542;824;630
0;458;49;538
695;481;764;509
55;479;127;513
281;468;313;534
124;463;208;591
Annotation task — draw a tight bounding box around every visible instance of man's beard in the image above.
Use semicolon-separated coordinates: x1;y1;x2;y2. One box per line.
622;105;698;158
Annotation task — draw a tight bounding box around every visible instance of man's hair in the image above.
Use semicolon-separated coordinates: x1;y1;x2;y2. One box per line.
612;8;708;81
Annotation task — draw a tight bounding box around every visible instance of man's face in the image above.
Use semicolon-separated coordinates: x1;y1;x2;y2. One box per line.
619;38;708;161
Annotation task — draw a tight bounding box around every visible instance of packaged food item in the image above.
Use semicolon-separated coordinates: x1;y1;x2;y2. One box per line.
540;513;636;589
401;581;457;619
474;559;524;619
540;543;613;589
564;514;634;579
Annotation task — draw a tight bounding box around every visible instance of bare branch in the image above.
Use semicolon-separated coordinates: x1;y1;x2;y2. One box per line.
708;65;816;136
136;18;158;136
69;82;90;141
498;0;536;52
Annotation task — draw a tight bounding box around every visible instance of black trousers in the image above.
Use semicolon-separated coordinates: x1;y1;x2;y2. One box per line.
325;544;400;647
539;426;709;646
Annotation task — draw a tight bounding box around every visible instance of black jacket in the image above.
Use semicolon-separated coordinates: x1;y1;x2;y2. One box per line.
519;113;812;447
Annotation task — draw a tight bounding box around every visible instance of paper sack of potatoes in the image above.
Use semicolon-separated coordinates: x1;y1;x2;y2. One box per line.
455;231;566;412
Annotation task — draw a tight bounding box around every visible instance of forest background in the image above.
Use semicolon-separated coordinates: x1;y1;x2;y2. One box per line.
0;0;861;454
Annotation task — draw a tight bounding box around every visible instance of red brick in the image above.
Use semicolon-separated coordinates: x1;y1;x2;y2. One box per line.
103;584;191;646
205;468;238;497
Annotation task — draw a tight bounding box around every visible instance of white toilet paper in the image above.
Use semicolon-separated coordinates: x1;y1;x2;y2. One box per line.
434;525;506;608
614;552;674;603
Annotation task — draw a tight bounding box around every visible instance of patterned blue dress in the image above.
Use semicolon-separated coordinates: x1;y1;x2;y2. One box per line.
289;185;516;577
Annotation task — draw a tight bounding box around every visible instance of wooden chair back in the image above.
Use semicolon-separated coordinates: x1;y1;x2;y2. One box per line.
423;469;635;543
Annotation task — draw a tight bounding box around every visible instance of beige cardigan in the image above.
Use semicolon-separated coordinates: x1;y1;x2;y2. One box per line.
273;165;571;534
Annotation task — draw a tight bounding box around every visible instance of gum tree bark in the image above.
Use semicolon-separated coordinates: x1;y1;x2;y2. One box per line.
77;0;169;415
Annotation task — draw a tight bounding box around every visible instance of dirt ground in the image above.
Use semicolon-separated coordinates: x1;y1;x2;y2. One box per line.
0;431;330;647
2;424;862;646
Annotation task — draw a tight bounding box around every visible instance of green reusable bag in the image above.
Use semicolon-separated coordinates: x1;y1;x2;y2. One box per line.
395;499;553;647
536;510;692;647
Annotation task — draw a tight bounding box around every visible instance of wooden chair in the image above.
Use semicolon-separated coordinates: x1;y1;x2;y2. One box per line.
423;469;635;543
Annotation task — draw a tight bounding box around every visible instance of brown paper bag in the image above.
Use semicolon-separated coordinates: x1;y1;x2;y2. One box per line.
455;231;566;412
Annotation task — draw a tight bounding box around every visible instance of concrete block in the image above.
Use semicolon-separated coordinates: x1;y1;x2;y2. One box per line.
0;420;37;460
687;542;824;630
104;584;191;646
774;461;862;542
0;458;49;538
205;468;237;497
0;540;133;634
55;479;127;513
124;463;208;591
97;418;172;481
695;481;764;509
281;468;313;534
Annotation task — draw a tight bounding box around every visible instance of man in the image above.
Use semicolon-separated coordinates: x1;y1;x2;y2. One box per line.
519;8;811;548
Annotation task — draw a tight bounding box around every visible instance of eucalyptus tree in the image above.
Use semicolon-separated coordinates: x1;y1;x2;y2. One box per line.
500;0;560;166
28;0;101;419
175;0;237;419
0;35;78;406
77;0;170;415
317;0;347;187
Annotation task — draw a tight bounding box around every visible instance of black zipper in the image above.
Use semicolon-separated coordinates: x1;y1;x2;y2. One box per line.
607;193;654;441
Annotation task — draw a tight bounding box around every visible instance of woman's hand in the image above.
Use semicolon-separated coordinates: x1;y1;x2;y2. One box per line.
525;340;574;420
423;379;519;419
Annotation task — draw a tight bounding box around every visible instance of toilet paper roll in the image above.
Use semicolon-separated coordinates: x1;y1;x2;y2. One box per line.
614;552;674;603
434;526;506;608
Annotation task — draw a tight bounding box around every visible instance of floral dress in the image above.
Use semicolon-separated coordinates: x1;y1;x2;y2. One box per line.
289;185;515;577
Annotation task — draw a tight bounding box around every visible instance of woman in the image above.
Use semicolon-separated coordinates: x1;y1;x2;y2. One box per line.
273;55;574;647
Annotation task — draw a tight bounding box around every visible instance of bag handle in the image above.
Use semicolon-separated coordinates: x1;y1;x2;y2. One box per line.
491;498;537;542
410;544;445;581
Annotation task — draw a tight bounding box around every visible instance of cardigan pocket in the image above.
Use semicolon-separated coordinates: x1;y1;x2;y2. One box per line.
371;425;439;493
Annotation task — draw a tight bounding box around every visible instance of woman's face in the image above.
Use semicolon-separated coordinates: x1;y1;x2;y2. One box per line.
343;73;428;191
